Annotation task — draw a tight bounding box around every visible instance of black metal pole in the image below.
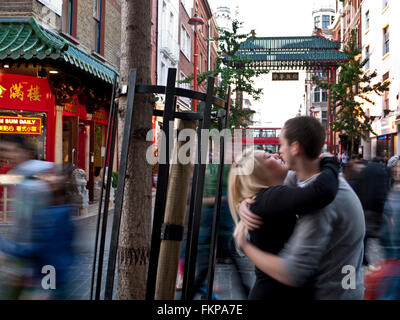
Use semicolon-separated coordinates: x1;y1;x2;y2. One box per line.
182;77;215;301
146;68;177;300
104;69;137;300
90;74;118;300
94;81;119;300
206;88;231;300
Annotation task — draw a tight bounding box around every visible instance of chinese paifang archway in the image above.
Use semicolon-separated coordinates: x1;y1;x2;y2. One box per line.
232;35;347;70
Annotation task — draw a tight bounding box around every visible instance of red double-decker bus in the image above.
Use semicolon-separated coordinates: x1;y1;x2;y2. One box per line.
242;127;281;154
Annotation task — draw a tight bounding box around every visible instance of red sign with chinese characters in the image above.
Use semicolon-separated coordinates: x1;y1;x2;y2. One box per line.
0;116;42;135
0;73;54;110
0;73;56;162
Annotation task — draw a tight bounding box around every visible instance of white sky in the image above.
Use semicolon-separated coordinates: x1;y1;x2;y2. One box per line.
209;0;335;127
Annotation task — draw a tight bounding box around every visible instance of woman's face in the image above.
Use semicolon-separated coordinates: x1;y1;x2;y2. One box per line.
254;150;288;185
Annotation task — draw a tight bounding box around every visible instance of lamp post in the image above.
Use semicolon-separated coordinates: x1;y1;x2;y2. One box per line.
188;13;204;112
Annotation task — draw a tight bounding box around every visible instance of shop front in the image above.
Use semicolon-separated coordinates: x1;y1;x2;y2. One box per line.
0;17;118;205
0;73;55;161
60;100;109;202
371;115;397;160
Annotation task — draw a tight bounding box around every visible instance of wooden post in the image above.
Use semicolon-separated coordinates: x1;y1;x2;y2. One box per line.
155;118;196;299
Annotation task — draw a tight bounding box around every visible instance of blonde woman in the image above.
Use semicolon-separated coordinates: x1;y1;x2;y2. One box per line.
228;149;340;299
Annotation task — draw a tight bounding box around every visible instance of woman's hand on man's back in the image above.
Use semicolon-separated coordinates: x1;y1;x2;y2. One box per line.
238;199;264;230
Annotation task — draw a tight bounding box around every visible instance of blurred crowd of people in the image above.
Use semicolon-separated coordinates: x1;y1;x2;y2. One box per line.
340;151;400;299
0;135;76;299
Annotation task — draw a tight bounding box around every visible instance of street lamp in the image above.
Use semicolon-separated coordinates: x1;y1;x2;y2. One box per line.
188;13;204;112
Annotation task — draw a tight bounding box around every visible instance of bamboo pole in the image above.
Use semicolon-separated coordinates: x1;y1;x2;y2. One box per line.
155;118;196;299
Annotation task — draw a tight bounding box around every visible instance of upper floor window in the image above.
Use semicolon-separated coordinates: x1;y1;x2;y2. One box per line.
322;15;331;29
365;45;370;70
314;15;321;28
314;87;328;103
180;25;191;60
383;0;389;10
383;26;389;55
93;0;103;54
365;11;370;30
67;0;74;34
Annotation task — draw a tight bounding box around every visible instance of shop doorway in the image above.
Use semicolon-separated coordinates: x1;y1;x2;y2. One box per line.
62;116;78;166
79;120;95;202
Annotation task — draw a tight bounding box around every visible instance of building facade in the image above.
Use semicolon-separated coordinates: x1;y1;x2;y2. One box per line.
0;0;120;204
361;0;400;160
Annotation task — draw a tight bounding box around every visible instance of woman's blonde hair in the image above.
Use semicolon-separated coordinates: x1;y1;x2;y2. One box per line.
228;149;271;238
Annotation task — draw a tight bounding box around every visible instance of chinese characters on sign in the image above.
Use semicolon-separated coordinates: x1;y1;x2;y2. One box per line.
272;72;299;81
0;117;42;135
0;82;42;102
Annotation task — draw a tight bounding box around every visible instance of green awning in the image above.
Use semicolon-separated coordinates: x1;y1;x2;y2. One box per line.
0;17;118;84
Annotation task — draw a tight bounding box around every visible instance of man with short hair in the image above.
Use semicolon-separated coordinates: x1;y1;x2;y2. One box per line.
237;116;365;299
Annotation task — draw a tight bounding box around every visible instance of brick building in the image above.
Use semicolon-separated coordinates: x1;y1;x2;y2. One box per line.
177;0;218;110
0;0;120;204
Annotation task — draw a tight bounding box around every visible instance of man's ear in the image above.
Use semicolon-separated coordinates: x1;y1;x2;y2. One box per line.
290;141;301;157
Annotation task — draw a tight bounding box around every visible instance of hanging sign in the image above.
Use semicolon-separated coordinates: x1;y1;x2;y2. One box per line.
63;103;87;120
0;116;42;135
93;109;108;125
272;72;299;81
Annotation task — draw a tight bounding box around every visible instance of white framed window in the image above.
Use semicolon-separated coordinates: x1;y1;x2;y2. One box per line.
314;15;321;28
313;87;328;103
383;26;389;55
383;0;389;10
365;46;370;70
322;15;331;29
180;25;191;60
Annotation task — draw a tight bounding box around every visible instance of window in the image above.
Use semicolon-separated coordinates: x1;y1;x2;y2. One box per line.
314;87;327;103
365;46;370;70
160;62;166;85
321;88;328;102
383;72;390;110
314;15;321;28
365;11;370;30
383;26;389;55
263;130;276;138
93;0;103;54
276;129;281;137
383;0;389;10
322;15;331;29
180;25;191;60
314;87;321;103
67;0;73;34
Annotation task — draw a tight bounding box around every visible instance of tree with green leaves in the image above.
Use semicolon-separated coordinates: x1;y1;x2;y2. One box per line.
313;30;390;158
181;19;268;130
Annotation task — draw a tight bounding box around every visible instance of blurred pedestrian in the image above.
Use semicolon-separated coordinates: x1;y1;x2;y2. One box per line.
351;158;388;266
0;136;76;299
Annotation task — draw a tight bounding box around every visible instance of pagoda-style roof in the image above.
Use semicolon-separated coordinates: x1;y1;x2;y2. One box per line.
0;17;118;83
229;36;347;70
